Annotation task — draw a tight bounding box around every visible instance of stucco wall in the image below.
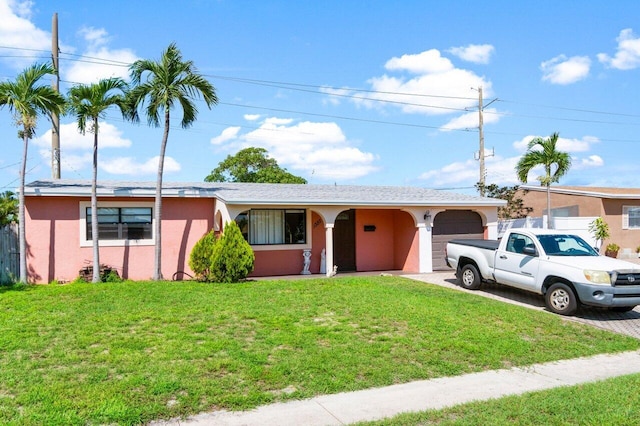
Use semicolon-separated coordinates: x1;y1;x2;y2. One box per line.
519;189;640;254
355;209;395;271
25;196;214;283
603;199;640;253
519;189;603;217
393;210;419;271
353;209;418;273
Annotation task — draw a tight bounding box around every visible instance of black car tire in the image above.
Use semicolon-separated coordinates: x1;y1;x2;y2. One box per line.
545;282;578;316
459;264;482;290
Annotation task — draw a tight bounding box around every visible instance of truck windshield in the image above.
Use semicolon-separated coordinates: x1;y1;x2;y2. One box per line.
536;234;599;256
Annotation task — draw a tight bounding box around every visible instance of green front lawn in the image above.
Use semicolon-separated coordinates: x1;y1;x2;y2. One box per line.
359;373;640;425
1;276;638;425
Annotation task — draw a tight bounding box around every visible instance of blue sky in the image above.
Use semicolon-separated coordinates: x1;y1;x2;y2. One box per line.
1;0;639;194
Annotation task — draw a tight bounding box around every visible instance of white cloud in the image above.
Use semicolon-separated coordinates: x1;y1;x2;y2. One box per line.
576;155;604;169
53;151;92;173
33;121;132;151
419;159;478;185
31;121;133;174
344;49;493;119
243;114;261;121
210;126;241;145
513;135;599;153
210;117;378;180
418;155;520;187
440;108;499;131
598;28;640;70
0;1;137;81
101;156;181;175
319;86;352;106
448;44;495;64
540;55;591;84
385;49;454;74
422;133;604;189
64;26;138;84
0;0;68;69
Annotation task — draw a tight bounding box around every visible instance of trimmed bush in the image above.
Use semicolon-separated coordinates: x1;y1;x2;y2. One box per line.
189;230;218;281
211;221;255;283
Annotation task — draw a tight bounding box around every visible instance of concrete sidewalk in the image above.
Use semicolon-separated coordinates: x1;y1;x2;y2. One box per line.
154;350;640;426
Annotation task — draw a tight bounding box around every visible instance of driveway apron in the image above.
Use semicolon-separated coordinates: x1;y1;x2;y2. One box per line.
403;271;640;340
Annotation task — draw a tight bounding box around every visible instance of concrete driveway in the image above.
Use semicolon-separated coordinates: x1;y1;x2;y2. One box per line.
404;270;640;340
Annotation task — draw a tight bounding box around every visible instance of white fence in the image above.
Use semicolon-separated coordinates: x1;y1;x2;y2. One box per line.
498;216;599;248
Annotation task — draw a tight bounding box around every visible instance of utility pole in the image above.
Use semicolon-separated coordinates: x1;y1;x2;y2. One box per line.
473;87;496;197
51;12;61;179
478;87;485;196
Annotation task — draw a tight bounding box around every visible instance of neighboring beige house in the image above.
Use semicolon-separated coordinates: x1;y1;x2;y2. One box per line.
519;185;640;254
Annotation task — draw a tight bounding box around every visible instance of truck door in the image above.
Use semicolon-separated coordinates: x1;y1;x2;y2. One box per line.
493;232;540;291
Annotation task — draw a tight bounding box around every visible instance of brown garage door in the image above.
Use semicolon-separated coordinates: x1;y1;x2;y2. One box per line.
432;210;484;271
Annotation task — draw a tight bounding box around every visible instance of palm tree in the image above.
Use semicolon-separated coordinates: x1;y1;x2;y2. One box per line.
68;78;131;283
128;43;217;280
516;132;571;229
0;63;65;283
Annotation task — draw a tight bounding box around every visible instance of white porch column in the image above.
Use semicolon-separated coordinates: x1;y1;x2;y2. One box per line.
325;224;334;277
418;223;433;273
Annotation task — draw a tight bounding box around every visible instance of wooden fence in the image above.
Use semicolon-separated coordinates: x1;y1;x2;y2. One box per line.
0;223;19;283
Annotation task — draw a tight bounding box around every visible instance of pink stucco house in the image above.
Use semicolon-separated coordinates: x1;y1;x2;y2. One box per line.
23;180;504;283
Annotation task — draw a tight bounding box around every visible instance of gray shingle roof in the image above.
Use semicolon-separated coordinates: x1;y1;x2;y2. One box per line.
24;179;505;207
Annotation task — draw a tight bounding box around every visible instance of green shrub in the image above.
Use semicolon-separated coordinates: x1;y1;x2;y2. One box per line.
189;230;218;281
211;221;254;283
102;269;122;283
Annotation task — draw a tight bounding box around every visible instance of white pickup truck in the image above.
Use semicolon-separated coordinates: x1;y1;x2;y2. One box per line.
445;228;640;315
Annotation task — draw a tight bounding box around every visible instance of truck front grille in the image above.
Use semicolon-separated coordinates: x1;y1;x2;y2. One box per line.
613;272;640;286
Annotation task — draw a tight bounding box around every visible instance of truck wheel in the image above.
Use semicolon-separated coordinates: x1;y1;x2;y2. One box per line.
545;282;578;316
459;264;482;290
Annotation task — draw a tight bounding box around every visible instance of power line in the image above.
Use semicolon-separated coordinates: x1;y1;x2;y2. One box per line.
3;44;640;140
219;101;475;132
2;43;639;126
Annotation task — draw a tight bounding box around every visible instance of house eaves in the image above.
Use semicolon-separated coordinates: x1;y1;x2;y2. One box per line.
24;179;505;208
521;185;640;200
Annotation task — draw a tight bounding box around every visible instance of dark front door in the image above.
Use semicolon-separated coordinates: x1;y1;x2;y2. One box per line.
334;209;356;272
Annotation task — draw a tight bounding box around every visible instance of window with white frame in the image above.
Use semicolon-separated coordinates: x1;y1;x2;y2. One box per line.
86;207;152;240
80;201;154;246
623;206;640;229
235;209;306;245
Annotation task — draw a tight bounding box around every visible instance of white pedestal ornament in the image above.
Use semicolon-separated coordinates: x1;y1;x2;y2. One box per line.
301;249;312;275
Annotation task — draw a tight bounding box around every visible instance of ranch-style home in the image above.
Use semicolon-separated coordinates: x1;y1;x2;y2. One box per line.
23;180;505;283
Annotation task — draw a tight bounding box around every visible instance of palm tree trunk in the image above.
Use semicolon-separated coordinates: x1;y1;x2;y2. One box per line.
153;110;171;280
91;130;100;283
18;133;28;283
546;184;552;229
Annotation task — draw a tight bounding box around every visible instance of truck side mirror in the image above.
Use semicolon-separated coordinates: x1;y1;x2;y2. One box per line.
522;246;537;256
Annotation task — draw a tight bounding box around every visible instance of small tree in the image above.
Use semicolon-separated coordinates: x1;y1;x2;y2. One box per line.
211;221;254;283
588;217;610;253
206;147;307;183
475;183;533;220
0;191;18;226
188;230;217;281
